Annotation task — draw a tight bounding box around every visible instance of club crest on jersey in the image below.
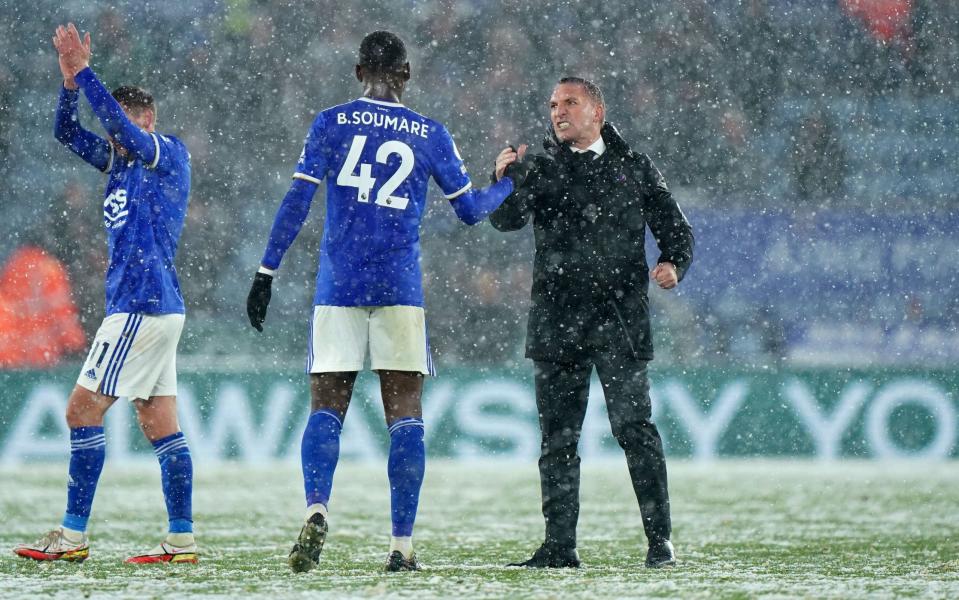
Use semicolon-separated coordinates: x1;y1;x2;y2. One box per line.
104;189;129;229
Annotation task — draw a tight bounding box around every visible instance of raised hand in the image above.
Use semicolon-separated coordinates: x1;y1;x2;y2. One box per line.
52;26;76;88
495;144;528;181
504;153;535;190
52;23;91;80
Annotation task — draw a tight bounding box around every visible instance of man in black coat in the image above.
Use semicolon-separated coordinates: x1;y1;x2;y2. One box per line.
490;77;694;569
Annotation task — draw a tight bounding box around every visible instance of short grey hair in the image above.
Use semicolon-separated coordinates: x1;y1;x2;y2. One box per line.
558;77;605;108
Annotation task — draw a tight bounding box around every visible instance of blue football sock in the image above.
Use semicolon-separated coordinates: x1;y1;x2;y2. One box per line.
62;426;107;532
152;432;193;534
301;409;343;509
387;417;426;538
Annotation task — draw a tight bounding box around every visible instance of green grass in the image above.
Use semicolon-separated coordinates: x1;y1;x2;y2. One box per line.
1;461;957;598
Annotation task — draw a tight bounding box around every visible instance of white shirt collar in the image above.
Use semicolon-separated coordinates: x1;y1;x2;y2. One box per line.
571;135;606;157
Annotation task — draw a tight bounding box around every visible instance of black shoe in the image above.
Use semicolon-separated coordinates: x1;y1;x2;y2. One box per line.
507;544;581;568
288;512;328;573
385;550;421;572
645;540;676;568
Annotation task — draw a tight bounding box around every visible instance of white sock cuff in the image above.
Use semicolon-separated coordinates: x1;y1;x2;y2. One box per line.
61;526;85;543
306;503;328;521
166;532;195;547
390;535;413;558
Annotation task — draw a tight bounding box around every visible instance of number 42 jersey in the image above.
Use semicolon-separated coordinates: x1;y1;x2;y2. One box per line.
293;97;473;308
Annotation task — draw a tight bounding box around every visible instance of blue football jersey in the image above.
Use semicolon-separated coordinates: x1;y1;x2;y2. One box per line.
293;97;472;307
102;134;191;315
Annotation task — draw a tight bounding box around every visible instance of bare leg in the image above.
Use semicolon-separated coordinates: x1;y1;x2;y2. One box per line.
132;395;180;442
377;370;423;424
310;372;358;417
65;385;117;428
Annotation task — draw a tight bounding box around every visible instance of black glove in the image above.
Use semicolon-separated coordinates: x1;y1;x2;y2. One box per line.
504;155;534;190
246;272;273;332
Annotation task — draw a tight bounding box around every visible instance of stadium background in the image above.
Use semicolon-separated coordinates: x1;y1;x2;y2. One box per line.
0;0;957;462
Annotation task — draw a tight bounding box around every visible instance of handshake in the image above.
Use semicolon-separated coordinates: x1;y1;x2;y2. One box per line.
496;144;535;189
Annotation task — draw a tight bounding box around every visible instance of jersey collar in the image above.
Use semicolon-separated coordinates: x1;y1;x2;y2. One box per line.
358;96;404;108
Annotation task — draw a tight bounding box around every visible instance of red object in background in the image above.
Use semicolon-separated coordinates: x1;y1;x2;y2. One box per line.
840;0;913;42
0;245;86;368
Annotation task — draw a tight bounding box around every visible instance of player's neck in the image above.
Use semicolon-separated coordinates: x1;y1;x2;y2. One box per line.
363;81;402;104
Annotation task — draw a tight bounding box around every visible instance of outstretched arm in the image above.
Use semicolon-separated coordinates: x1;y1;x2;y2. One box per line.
488;188;531;231
448;145;535;226
53;86;113;172
54;23;158;166
489;146;535;231
431;127;533;226
74;69;158;166
52;24;112;171
448;178;514;225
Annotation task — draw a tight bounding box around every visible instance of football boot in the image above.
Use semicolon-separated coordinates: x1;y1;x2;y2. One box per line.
13;529;89;562
125;539;198;564
288;512;328;573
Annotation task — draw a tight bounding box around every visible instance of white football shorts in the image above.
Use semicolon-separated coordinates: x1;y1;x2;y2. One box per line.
308;305;435;376
76;312;185;400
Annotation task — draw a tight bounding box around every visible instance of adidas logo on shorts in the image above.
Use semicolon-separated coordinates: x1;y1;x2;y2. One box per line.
84;369;97;379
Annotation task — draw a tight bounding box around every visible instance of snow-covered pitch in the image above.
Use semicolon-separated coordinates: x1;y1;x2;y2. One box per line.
1;461;957;598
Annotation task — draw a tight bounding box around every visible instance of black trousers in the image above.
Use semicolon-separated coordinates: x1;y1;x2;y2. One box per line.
533;356;671;549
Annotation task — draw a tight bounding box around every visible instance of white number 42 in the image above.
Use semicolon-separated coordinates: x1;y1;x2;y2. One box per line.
336;135;414;210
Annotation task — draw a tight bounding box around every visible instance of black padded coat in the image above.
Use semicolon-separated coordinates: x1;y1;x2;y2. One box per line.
490;123;694;362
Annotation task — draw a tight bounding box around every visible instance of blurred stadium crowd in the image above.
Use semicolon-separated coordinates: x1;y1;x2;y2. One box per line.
0;0;957;369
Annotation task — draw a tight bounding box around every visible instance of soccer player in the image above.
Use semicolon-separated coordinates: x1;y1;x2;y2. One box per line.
13;23;195;564
246;31;530;573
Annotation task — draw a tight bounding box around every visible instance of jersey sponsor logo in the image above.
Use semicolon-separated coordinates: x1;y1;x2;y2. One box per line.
84;368;97;379
336;111;430;139
103;189;129;229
